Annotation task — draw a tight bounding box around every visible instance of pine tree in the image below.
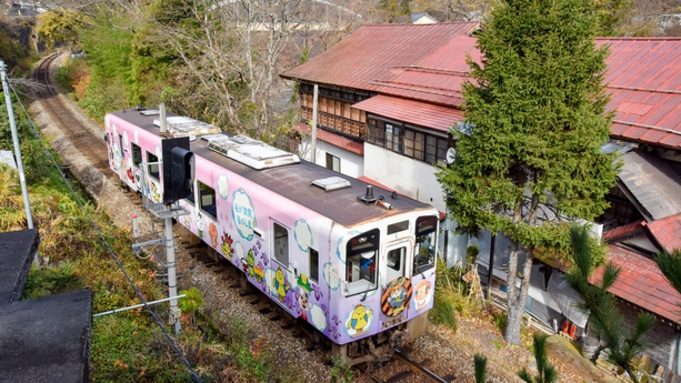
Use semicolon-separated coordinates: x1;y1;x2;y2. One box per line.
436;0;618;345
518;333;558;383
655;249;681;296
567;226;654;383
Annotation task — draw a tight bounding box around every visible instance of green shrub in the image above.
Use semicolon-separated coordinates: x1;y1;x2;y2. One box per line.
430;291;458;332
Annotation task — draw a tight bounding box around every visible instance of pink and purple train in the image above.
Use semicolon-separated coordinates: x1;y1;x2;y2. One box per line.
104;107;439;364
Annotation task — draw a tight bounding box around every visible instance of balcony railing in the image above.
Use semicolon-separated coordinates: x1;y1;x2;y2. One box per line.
302;107;365;139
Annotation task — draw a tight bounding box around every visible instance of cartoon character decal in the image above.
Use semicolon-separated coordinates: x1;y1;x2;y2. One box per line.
381;277;412;317
272;267;290;303
196;211;205;239
149;182;161;203
297;274;312;321
208;222;218;248
126;158;134;184
345;304;374;337
221;231;234;258
412;280;434;311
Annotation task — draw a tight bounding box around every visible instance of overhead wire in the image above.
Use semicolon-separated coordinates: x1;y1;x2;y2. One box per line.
8;80;202;383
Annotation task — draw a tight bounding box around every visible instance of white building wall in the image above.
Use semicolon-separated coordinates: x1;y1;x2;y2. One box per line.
363;143;446;212
298;136;364;178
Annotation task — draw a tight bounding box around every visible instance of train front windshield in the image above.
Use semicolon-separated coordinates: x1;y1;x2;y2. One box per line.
413;216;437;274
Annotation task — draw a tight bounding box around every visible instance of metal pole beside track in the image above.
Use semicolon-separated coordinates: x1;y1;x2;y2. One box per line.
1;61;36;233
165;204;182;335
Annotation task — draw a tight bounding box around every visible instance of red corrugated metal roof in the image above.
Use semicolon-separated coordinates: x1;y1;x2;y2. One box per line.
599;38;681;150
293;122;363;156
647;213;681;252
280;23;479;92
352;95;464;132
593;245;681;323
371;35;478;107
283;26;681;150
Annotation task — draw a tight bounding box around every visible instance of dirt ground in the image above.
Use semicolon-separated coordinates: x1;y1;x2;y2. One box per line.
423;310;624;383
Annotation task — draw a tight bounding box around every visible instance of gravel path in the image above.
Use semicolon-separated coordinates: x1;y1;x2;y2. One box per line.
28;53;621;383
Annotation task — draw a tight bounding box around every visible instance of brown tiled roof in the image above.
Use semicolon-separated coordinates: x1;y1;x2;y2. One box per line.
647;213;681;252
280;23;479;92
593;245;681;323
352;95;464;132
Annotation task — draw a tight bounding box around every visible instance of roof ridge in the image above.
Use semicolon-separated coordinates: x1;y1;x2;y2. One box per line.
598;36;681;41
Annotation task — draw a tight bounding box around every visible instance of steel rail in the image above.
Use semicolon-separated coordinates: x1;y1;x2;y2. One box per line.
393;349;450;383
34;53;110;170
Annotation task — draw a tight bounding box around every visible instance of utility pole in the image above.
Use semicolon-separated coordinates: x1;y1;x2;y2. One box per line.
311;84;318;164
1;60;35;231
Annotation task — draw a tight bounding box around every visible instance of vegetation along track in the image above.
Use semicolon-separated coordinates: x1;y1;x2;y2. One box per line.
356;348;454;383
34;53;110;172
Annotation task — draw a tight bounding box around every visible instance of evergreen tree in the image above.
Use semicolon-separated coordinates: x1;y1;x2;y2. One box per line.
566;226;654;383
474;353;487;383
518;333;558;383
436;0;618;345
655;249;681;296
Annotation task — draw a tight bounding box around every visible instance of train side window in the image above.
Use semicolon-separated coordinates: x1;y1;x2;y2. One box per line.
309;248;319;283
198;181;216;220
131;143;142;167
147;152;160;180
345;229;379;296
414;216;437;274
273;222;289;266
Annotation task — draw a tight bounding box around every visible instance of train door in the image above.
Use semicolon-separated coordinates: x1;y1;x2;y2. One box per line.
269;220;293;312
380;239;413;321
123;142;143;191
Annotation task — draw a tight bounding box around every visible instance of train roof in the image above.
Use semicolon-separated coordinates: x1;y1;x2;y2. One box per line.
109;109;437;227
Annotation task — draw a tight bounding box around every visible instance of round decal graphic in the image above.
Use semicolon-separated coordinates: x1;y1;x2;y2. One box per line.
218;174;229;200
232;189;257;240
381;276;412;317
323;262;341;291
294;220;312;252
412;280;434;311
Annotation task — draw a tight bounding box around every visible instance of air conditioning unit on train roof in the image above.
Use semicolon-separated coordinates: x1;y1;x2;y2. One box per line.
204;133;300;170
152;116;221;138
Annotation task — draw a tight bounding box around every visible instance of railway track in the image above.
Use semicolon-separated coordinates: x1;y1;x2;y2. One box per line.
33;53;110;172
32;53;456;381
356;348;455;383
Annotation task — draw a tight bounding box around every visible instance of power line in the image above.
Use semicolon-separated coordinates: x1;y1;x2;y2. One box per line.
7;82;202;383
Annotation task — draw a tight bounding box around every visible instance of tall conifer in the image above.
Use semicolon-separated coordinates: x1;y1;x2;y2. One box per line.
436;0;618;345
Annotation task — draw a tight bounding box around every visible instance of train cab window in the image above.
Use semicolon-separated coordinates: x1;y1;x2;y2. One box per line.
131;143;143;167
388;220;409;235
198;181;216;219
309;248;319;283
345;229;379;296
147;152;160;180
413;216;437;274
273;223;289;266
386;247;406;282
184;182;195;205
